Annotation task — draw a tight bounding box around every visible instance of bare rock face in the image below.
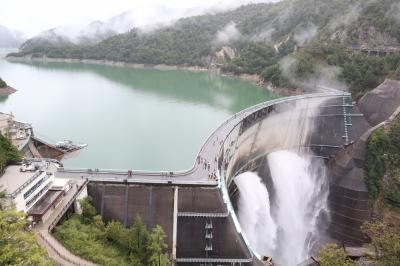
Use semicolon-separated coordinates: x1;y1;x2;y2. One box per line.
215;46;236;62
358;79;400;126
331;24;400;54
348;25;399;48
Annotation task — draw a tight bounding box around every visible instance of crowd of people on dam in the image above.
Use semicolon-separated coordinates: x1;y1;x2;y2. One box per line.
197;155;218;180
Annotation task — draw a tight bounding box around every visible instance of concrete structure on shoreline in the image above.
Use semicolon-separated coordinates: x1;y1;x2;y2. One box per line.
0;112;32;151
0;112;82;160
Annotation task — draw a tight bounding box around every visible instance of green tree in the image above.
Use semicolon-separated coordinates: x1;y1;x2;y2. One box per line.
0;133;22;172
0;78;6;88
147;225;169;266
53;215;128;265
93;214;105;231
317;243;355;266
105;220;129;250
363;116;400;208
129;255;144;266
261;64;291;88
0;186;6;211
128;215;149;264
364;129;391;201
0;150;7;173
54;197;170;266
80;197;97;224
388;117;400;166
295;53;315;79
362;222;400;266
0;210;54;265
224;43;279;74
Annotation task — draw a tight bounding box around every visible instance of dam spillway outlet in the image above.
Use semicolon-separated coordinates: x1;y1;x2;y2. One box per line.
234;150;329;266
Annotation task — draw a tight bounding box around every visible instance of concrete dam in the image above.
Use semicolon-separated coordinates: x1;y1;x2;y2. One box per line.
55;84;400;266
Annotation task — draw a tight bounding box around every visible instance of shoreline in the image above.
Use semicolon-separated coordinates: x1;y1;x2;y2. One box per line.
5;55;300;96
0;85;17;96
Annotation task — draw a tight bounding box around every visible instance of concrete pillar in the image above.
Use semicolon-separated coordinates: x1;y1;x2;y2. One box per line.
147;187;153;230
124;184;129;227
172;186;178;265
100;185;105;216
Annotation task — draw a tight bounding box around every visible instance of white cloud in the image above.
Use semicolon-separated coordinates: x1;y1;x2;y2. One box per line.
387;2;400;24
0;0;281;37
327;0;379;31
215;22;242;44
278;55;347;92
293;24;318;46
250;28;275;43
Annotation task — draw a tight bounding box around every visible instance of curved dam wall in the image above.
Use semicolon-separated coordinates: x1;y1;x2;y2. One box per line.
83;92;376;265
221;94;370;183
217;93;372;251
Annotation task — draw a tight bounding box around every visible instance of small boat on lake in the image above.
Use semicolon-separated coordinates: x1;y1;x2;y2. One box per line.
56;140;87;152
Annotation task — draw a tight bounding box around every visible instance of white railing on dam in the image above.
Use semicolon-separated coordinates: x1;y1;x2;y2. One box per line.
56;92;349;184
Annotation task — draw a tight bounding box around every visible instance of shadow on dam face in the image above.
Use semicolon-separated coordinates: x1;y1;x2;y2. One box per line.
222;94;371;265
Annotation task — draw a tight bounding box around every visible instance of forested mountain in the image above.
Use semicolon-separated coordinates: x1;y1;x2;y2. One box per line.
20;17;127;50
0;25;25;48
10;0;400;96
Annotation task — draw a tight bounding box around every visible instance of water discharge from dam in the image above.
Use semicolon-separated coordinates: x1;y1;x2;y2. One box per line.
235;150;329;266
234;172;278;256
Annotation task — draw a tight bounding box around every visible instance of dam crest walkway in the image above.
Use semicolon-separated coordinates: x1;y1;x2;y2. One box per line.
55;92;351;186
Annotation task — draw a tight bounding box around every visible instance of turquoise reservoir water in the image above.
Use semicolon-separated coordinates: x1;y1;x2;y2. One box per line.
0;57;277;170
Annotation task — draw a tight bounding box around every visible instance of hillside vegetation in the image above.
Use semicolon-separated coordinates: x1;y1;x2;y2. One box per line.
362;116;400;264
319;115;400;266
0;133;21;172
10;0;400;97
0;188;54;265
54;197;169;266
365;117;400;208
0;210;54;265
0;78;6;88
263;42;400;98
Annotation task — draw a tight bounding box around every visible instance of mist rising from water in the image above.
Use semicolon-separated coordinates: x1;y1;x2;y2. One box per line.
235;150;329;266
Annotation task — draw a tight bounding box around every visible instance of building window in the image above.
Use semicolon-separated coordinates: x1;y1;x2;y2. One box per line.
23;174;51;200
25;182;53;208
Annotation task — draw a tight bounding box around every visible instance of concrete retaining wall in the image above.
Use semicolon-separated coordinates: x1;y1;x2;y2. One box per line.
87;183;174;251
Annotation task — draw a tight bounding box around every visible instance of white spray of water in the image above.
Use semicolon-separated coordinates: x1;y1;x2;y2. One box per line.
235;150;329;266
235;172;278;255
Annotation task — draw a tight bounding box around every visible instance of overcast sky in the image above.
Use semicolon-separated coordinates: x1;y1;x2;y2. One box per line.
0;0;280;37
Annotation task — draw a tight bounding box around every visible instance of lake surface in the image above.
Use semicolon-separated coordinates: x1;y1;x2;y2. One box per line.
0;54;277;170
